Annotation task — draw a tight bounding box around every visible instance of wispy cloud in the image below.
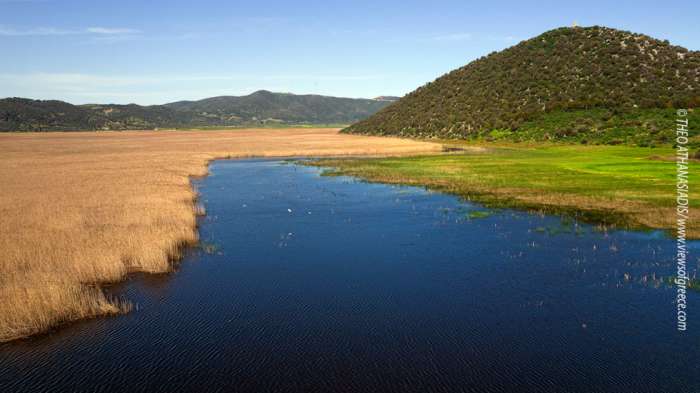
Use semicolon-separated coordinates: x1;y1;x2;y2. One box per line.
0;26;76;36
0;0;49;3
0;72;384;86
244;16;288;25
487;34;522;43
0;72;388;104
0;25;139;37
86;27;140;35
430;33;473;42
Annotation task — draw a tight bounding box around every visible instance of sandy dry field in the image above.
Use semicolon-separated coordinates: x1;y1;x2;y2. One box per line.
0;128;441;341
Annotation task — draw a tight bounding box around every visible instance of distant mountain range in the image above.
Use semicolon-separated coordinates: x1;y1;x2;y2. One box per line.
0;90;398;131
345;26;700;145
372;96;401;102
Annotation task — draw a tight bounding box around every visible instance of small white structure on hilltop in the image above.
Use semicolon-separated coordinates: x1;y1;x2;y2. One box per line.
572;21;579;28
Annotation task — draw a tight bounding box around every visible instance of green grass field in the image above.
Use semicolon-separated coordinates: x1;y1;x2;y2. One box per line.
312;144;698;236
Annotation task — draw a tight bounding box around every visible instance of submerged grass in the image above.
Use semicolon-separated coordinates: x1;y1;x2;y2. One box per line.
311;144;699;237
0;128;439;341
465;210;495;219
665;277;700;292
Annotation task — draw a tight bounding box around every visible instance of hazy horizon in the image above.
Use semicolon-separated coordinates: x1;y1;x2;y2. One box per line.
1;89;399;107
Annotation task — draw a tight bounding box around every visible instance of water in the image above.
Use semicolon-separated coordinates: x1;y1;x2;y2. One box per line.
1;159;698;392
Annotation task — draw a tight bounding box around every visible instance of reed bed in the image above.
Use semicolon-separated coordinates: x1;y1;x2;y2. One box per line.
0;128;440;341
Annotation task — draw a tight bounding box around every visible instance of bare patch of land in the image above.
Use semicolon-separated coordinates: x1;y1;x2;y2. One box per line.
0;128;441;341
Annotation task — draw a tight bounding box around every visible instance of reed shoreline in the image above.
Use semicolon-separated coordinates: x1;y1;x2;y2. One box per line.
0;128;441;342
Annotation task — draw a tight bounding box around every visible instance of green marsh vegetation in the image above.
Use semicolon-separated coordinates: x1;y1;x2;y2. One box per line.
336;26;700;235
465;210;495;219
665;277;700;292
312;143;699;237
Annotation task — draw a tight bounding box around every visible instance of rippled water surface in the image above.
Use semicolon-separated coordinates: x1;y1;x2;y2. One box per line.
1;159;699;392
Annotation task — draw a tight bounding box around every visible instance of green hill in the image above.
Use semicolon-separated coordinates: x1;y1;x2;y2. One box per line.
344;26;700;146
0;91;392;131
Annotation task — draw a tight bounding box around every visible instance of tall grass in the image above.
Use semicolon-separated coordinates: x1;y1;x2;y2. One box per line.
0;128;440;341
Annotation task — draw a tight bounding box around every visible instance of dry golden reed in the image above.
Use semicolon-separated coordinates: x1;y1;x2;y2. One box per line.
0;128;441;341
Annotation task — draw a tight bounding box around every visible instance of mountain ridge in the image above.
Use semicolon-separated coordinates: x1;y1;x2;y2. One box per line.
0;91;393;131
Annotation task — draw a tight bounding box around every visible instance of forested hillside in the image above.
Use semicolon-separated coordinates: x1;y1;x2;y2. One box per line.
345;26;700;145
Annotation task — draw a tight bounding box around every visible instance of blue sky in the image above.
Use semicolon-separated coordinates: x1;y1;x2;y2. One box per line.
1;0;698;105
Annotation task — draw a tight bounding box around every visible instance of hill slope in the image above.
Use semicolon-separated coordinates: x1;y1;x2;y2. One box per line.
345;26;700;144
0;91;392;131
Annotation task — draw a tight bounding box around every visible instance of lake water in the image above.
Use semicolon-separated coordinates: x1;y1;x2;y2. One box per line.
1;159;698;392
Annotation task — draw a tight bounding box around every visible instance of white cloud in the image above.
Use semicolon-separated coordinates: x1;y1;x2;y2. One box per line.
0;25;139;37
86;27;140;35
0;26;76;36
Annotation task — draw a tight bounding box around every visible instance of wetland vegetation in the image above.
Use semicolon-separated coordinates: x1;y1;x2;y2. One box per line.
2;159;696;392
312;143;699;237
